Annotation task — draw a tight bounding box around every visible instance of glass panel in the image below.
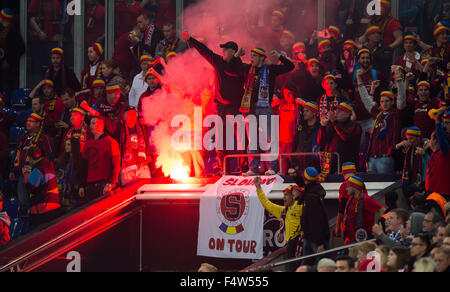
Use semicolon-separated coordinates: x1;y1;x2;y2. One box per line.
0;2;23;97
112;0;177;81
85;0;106;51
26;0;65;88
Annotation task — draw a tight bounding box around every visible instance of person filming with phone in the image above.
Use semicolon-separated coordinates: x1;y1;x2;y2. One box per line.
373;208;410;247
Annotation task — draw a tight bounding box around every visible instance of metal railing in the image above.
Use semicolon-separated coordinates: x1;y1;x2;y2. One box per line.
243;239;376;272
223;152;341;175
0;196;140;272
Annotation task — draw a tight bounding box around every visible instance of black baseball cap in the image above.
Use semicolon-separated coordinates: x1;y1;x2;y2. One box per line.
220;41;238;52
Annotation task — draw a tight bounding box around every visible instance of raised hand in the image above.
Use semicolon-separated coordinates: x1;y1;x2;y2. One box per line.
253;177;262;189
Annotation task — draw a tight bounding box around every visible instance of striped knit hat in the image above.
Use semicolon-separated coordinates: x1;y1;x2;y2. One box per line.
272;10;285;21
421;59;429;66
303;101;319;115
91;78;106;88
434;25;449;38
106;83;121;94
284;184;303;194
166;52;177;59
403;34;417;43
307;58;320;68
43;79;54;88
318;39;331;50
322;74;336;87
343;40;358;49
140;55;153;63
405;126;422;137
293;42;306;52
251;48;267;58
347;176;364;191
380;0;391;7
357;48;371;58
90;43;104;57
380;91;395;100
51;47;64;56
29;113;44;122
337;102;354;114
281;30;295;40
72;107;86;116
0;8;13;22
303;167;319;182
417;80;431;89
366;26;381;36
328;26;341;39
342;162;357;175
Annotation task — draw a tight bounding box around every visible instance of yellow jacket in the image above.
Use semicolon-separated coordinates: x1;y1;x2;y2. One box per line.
257;188;303;242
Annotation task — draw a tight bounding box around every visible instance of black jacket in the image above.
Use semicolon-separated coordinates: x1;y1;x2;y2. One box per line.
188;37;245;114
44;65;81;95
300;182;330;245
370;42;393;81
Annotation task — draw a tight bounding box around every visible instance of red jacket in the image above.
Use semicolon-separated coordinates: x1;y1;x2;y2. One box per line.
82;134;121;185
369;107;402;157
318;120;362;165
426;149;450;196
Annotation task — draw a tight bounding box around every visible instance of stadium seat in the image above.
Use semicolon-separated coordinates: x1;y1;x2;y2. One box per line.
4;197;20;219
16;108;33;127
10;88;31;108
3;108;19;123
9;126;25;145
2;179;16;199
9;218;24;240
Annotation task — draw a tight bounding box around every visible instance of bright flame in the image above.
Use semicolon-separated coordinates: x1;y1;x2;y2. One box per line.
169;163;190;180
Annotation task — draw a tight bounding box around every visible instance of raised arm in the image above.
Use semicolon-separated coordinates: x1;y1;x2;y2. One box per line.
185;34;221;67
270;51;295;76
356;69;377;113
254;177;284;219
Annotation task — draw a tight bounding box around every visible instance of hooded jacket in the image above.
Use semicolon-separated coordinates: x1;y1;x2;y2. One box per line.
300;182;330;245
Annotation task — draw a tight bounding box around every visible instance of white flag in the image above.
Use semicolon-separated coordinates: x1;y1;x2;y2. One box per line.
197;175;283;259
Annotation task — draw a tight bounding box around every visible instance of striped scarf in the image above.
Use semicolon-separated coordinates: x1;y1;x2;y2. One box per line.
240;65;270;113
374;111;391;139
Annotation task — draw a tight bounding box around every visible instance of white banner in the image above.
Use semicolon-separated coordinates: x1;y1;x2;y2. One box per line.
197;175;283;259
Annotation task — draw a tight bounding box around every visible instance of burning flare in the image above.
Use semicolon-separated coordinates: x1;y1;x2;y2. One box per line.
168;162;190;180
